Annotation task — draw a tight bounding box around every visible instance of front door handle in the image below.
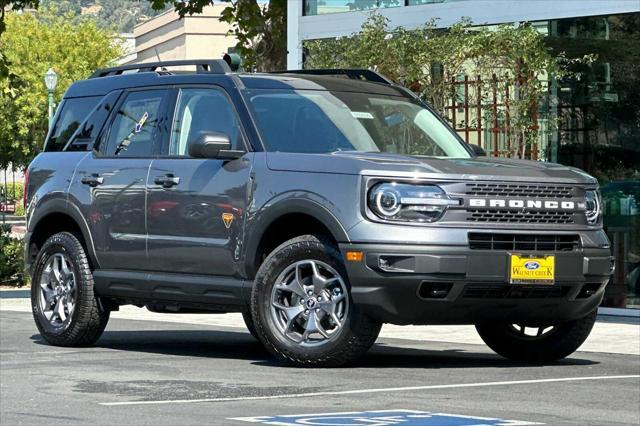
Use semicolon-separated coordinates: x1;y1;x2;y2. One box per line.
81;174;104;187
154;174;180;188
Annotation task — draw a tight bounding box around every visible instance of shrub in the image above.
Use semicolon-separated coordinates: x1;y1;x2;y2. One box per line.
14;202;25;217
0;182;24;203
0;224;25;285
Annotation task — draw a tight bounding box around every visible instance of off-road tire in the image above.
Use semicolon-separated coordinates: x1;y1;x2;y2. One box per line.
31;232;109;346
251;235;381;367
242;311;258;339
475;309;598;363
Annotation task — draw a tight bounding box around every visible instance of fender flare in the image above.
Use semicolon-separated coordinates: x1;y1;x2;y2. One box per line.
243;196;350;278
28;197;100;269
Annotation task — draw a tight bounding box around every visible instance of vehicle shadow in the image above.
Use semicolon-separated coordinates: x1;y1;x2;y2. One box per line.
354;342;599;369
31;329;600;369
31;329;270;362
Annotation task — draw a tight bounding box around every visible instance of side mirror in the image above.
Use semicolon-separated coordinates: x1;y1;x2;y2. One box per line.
468;143;487;157
188;132;244;160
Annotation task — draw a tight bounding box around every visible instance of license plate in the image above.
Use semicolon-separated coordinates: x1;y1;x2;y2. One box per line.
509;254;555;284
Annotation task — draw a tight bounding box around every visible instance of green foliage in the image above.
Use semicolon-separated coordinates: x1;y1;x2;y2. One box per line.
0;7;123;169
148;0;210;16
0;2;40;82
0;224;24;285
219;0;286;71
39;0;171;33
1;181;23;202
148;0;287;71
305;14;594;159
0;1;39;34
14;202;24;217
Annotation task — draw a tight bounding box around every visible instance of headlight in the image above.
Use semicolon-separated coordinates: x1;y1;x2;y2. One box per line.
368;182;460;223
585;190;602;225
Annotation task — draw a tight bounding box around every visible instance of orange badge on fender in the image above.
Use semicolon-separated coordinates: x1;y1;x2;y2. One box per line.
222;213;234;229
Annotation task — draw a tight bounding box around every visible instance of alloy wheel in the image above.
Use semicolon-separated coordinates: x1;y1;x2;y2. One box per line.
270;259;349;347
38;253;77;328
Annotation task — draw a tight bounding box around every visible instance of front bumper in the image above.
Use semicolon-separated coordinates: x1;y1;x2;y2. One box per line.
339;243;613;325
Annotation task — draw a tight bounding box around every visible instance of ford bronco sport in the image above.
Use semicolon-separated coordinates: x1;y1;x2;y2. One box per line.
25;60;613;367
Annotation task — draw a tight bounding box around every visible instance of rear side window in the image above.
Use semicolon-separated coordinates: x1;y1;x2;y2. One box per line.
45;96;101;152
101;90;168;157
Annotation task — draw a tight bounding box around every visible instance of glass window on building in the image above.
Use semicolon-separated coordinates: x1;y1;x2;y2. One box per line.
304;1;401;16
408;0;448;5
546;13;640;309
303;1;464;16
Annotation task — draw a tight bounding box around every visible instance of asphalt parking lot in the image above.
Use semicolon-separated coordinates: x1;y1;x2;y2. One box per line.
1;308;639;426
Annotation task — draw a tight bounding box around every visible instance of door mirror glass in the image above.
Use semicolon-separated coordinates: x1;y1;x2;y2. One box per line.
189;132;242;159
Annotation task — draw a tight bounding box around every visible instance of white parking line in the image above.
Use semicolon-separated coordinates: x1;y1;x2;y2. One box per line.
100;374;640;407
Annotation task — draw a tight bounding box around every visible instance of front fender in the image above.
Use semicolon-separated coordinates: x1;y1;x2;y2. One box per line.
242;193;350;278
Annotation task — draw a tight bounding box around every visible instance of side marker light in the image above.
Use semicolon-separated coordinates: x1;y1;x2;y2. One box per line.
346;251;364;262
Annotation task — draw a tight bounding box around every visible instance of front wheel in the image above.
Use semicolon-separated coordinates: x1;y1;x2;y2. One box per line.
475;309;597;363
31;232;110;347
250;235;381;367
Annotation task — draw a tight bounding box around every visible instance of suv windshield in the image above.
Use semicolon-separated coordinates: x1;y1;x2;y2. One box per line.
246;89;470;158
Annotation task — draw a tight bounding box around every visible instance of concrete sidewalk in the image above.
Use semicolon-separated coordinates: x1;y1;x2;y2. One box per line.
2;289;638;355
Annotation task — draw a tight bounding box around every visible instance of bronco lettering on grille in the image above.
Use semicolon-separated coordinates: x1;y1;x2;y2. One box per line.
469;199;577;210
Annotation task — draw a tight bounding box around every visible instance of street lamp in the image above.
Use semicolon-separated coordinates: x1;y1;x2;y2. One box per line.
44;68;58;130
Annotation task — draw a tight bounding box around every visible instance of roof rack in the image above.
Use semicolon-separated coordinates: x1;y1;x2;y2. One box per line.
90;59;231;79
277;69;393;85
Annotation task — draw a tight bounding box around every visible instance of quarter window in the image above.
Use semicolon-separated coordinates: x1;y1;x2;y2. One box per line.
103;90;167;157
169;88;241;156
65;91;121;152
45;96;101;152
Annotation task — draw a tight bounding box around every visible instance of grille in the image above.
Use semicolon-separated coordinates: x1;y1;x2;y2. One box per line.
463;285;570;299
468;233;580;251
465;183;574;198
466;209;575;224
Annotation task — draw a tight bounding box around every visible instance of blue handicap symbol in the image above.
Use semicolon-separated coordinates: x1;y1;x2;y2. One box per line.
231;409;541;425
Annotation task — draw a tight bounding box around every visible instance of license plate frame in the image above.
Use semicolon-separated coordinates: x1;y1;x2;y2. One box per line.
509;254;555;285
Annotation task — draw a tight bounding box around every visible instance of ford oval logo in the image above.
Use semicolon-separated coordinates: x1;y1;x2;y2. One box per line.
524;261;540;270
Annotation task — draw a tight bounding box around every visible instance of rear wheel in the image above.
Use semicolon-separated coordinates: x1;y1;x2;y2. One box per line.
475;309;597;363
242;311;258;339
31;232;109;347
251;235;381;367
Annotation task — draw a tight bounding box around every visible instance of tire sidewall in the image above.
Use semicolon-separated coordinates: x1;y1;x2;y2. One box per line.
31;233;87;338
476;309;598;362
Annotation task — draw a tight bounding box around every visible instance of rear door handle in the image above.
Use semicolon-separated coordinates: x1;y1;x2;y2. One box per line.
81;174;104;187
154;174;180;188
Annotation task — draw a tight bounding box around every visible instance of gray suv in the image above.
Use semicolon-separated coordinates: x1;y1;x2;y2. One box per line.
24;60;613;367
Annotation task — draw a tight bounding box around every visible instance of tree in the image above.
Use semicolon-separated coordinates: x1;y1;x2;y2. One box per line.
305;14;593;159
0;7;122;169
38;0;172;33
147;0;286;71
0;1;39;34
0;2;40;79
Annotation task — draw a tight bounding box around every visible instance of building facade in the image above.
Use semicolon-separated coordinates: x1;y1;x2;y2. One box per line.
130;5;237;64
288;1;640;311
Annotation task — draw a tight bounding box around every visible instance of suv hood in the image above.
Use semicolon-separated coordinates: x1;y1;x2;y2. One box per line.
266;151;597;185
